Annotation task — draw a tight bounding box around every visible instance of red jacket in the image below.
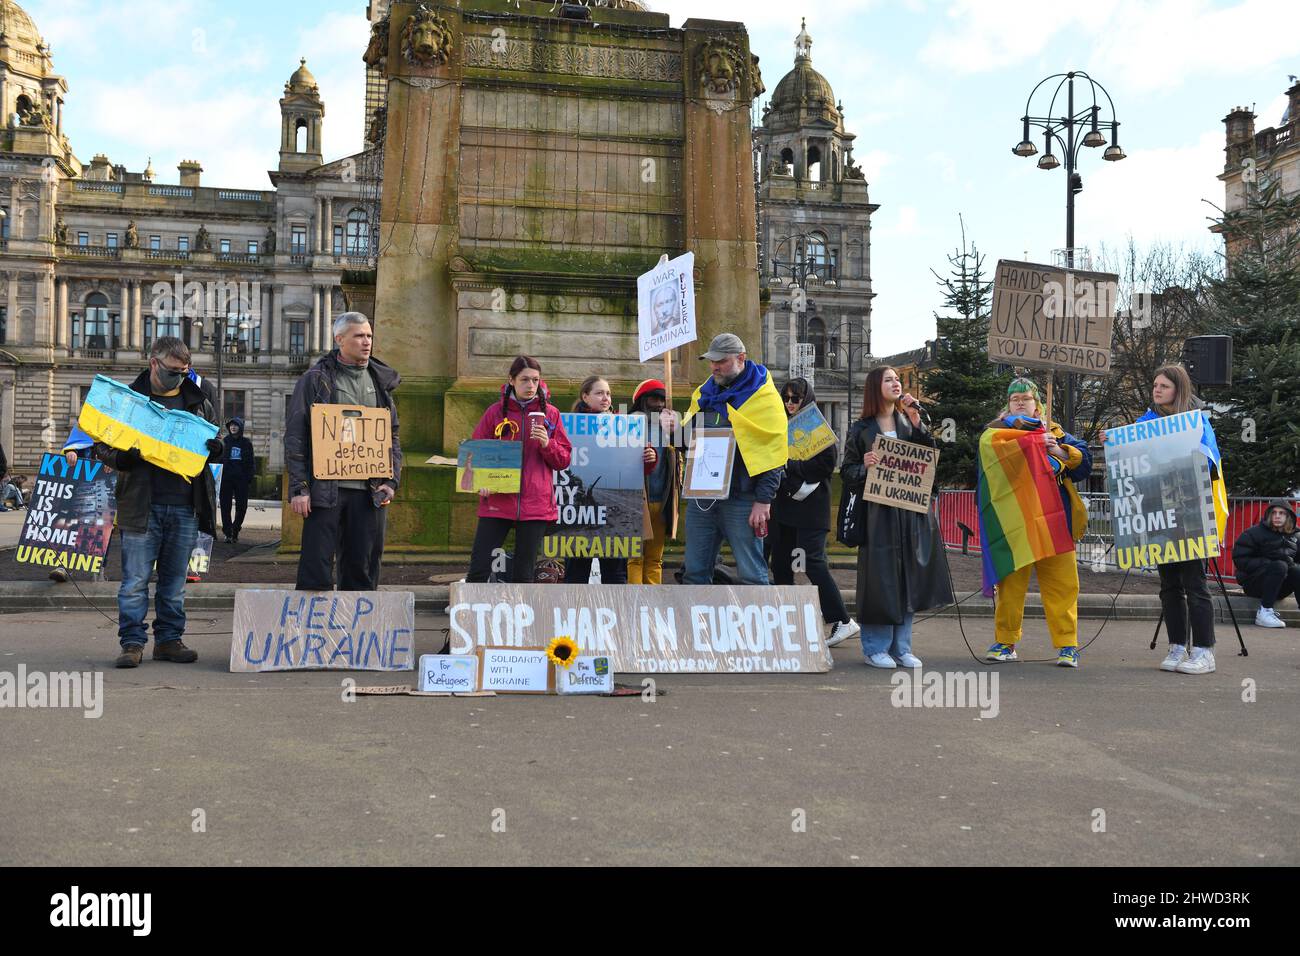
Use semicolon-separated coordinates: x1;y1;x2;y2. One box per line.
472;386;571;522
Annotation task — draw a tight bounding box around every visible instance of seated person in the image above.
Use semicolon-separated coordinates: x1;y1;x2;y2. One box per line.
1;474;26;510
1232;499;1300;628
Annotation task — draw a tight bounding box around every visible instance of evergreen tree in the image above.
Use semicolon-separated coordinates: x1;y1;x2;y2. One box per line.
1205;178;1300;495
923;222;1011;488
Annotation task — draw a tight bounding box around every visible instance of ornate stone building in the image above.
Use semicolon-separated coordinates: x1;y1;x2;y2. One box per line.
1219;82;1300;258
753;19;878;439
0;1;376;479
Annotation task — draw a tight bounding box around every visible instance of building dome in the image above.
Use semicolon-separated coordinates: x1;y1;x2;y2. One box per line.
0;0;42;51
287;58;319;94
766;20;842;131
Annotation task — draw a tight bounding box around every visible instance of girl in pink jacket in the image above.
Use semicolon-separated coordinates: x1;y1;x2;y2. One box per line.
466;356;572;582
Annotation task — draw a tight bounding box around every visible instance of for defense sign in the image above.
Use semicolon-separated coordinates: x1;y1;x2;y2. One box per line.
448;583;831;673
989;259;1117;373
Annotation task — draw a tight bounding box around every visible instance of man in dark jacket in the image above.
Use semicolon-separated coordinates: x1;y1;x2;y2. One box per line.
220;417;256;543
285;312;401;591
92;337;222;668
1232;499;1300;628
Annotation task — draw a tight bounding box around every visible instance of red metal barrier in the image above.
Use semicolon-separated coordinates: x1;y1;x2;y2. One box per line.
934;489;1295;584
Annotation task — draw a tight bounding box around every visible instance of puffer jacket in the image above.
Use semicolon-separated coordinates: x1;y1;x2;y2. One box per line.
1232;499;1299;585
284;350;402;509
471;384;572;522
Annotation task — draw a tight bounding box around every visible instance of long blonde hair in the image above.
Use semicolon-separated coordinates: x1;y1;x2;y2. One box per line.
1153;364;1196;416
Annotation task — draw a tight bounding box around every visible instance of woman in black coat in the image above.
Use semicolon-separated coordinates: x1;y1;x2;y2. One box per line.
770;378;858;647
841;366;954;668
1232;499;1300;627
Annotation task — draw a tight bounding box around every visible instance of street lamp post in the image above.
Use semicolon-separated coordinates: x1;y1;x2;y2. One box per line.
770;232;837;380
1012;70;1125;431
825;317;871;433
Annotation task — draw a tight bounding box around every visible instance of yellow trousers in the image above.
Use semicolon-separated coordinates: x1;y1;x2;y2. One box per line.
994;549;1079;649
628;505;667;585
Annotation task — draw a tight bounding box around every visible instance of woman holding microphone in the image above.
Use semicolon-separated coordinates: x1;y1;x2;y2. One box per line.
466;356;572;583
841;366;953;668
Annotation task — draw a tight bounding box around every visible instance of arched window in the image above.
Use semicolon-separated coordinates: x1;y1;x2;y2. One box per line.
808;316;826;368
346;208;370;256
295;119;307;152
84;292;110;349
779;147;794;174
805;233;829;274
807;144;822;182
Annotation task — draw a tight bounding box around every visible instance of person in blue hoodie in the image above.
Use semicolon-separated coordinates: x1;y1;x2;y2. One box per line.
220;417;256;543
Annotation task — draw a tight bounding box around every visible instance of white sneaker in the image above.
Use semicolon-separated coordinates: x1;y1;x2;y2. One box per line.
1255;607;1286;628
897;653;923;668
1160;644;1188;672
1175;647;1216;674
866;652;897;669
827;619;861;648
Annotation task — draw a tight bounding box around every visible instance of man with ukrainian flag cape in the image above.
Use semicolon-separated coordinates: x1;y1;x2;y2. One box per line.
977;377;1092;668
84;337;222;670
679;333;787;585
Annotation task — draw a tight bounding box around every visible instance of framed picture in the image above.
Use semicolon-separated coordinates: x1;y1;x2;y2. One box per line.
682;428;736;499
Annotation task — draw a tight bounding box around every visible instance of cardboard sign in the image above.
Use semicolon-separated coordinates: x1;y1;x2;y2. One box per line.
544;413;645;561
476;647;554;694
79;374;219;478
637;251;696;361
683;428;736;499
310;404;393;481
557;655;614;695
861;435;939;514
449;583;831;673
1104;411;1220;569
15;452;116;574
988;259;1117;373
455;439;522;494
230;590;415;672
788;404;836;461
418;654;480;693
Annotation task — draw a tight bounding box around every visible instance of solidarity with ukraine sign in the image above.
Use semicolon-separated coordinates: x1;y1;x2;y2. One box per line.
78;375;218;478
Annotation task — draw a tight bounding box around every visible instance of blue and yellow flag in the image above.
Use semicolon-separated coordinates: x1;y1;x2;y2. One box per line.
683;362;788;476
79;375;218;479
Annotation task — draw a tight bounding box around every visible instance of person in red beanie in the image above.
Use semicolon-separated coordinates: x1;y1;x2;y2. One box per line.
466;355;572;582
629;378;681;584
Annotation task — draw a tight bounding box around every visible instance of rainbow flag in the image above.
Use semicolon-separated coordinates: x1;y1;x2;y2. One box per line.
977;427;1075;596
78;374;218;479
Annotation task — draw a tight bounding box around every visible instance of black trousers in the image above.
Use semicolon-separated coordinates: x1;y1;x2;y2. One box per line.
467;517;550;583
1243;561;1300;608
770;521;850;624
1158;559;1215;648
296;488;386;591
564;558;628;584
220;482;249;538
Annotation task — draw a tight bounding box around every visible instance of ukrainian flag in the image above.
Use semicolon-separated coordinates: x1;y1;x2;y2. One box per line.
78;375;218;479
683;363;788;476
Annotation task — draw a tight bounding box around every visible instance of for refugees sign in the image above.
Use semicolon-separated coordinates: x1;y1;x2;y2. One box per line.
16;453;116;574
637;252;696;362
448;583;831;673
544;413;645;561
1104;411;1220;569
989;259;1117;373
230;589;415;672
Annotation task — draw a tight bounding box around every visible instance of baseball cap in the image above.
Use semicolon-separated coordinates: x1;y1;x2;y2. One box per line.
699;333;746;361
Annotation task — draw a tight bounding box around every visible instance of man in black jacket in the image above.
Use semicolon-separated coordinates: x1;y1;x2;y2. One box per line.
284;312;401;591
1232;499;1300;628
220;417;256;543
92;337;222;668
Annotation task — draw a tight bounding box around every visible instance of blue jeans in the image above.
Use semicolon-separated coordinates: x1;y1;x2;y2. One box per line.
683;497;770;585
860;612;915;658
118;504;198;648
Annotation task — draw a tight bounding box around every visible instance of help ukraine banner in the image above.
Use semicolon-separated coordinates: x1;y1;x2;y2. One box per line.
78;374;218;479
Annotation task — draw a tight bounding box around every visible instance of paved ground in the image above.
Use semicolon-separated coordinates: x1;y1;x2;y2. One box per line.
1;609;1295;866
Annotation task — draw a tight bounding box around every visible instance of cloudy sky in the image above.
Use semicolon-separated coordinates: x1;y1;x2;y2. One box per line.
27;0;1300;356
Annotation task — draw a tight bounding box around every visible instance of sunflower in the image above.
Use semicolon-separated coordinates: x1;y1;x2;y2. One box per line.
547;636;580;669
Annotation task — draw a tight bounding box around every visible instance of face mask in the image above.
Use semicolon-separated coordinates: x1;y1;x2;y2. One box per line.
156;365;186;391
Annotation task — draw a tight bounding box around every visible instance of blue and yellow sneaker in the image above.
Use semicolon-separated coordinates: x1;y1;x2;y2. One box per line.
986;642;1018;662
1057;646;1080;668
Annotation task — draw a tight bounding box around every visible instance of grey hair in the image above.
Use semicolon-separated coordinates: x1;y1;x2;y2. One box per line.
332;311;371;339
149;335;191;364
